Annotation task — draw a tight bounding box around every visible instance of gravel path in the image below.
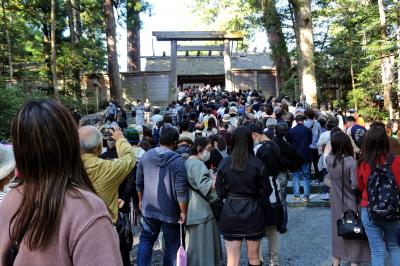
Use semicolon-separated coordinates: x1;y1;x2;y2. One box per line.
130;207;371;265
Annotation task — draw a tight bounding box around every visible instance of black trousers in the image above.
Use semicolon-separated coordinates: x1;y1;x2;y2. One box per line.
117;212;132;266
311;148;322;181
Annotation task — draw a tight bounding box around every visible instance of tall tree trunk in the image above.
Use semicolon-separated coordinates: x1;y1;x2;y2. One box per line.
51;0;58;98
261;0;291;91
66;0;76;45
349;30;357;110
289;0;317;105
41;1;52;86
288;1;301;99
73;0;82;38
127;0;141;72
1;0;13;83
378;0;394;118
104;0;122;103
66;0;81;94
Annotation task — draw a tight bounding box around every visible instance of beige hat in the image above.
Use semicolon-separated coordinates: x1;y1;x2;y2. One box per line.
222;114;231;123
0;144;16;180
229;107;238;115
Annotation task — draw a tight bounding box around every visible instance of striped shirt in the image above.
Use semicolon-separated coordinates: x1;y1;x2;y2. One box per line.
0;191;6;202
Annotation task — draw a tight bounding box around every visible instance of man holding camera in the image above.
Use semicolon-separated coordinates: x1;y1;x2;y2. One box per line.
79;125;136;224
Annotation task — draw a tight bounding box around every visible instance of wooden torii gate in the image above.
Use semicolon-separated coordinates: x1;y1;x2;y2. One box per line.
152;31;244;94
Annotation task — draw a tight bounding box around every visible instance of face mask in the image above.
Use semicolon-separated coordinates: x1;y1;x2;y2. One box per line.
199;150;211;162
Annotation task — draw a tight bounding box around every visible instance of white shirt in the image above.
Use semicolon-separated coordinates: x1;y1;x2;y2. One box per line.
317;131;331;170
178;91;186;101
133;147;145;161
217;107;226;118
151;114;163;129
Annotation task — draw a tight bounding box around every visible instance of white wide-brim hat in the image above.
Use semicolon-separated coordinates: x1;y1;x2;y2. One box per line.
0;144;16;180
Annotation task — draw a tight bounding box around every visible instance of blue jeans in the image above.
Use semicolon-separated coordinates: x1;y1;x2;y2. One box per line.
137;217;180;266
361;207;400;266
292;162;311;198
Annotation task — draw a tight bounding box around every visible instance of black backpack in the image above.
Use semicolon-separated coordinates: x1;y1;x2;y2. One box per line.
367;155;400;222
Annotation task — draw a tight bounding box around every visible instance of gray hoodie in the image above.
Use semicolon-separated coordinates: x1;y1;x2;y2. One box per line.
136;147;189;223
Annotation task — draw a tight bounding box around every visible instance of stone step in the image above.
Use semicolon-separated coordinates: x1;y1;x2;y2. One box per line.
286;181;326;194
286;193;330;208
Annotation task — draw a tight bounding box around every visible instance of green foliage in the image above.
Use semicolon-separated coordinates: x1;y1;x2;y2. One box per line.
280;75;297;99
332;99;345;110
358;106;389;122
313;0;398;113
0;0;107;89
346;87;388;122
346;88;370;110
0;86;25;140
0;85;88;139
188;0;262;48
0;86;51;139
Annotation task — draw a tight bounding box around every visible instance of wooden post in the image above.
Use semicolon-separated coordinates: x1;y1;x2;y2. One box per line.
224;39;233;91
170;40;178;102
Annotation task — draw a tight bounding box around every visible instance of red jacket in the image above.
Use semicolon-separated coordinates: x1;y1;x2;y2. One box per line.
357;155;400;207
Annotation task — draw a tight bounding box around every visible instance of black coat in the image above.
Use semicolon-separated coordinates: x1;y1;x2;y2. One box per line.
216;155;271;238
255;141;286;229
205;149;223;169
273;136;304;172
255;140;282;178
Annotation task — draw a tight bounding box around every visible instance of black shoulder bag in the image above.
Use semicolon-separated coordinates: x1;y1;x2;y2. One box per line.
188;182;224;222
336;159;367;240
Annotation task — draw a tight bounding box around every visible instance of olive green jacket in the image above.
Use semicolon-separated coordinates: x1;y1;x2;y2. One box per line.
82;138;136;223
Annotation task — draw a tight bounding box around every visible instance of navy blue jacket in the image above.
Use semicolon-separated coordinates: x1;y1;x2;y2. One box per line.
286;123;312;163
136;147;189;223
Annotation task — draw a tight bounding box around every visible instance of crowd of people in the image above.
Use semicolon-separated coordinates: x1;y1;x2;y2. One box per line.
1;85;400;266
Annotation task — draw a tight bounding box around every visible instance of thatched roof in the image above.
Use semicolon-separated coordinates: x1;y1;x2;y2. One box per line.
144;53;275;75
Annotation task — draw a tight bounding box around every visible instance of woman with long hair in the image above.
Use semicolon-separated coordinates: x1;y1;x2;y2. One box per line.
204;117;218;138
185;137;221;266
216;126;269;266
358;125;400;266
325;132;370;266
0;100;122;265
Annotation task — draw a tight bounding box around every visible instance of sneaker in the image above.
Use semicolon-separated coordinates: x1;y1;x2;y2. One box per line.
279;226;288;234
322;193;330;201
292;196;301;201
302;197;310;202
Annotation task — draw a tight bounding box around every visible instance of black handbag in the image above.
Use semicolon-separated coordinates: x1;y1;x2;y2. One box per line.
188;183;224;222
336;159;367;240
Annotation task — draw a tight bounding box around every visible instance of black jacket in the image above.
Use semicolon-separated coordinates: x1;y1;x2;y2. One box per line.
205;149;224;169
255;140;282;177
216;155;271;238
255;141;284;228
273;136;304;172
